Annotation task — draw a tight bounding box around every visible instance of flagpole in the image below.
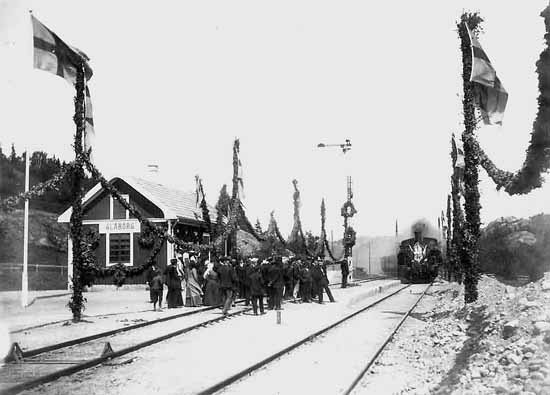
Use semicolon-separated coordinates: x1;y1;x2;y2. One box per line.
21;148;30;307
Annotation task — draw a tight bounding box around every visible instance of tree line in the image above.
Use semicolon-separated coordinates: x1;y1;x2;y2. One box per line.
0;143;94;213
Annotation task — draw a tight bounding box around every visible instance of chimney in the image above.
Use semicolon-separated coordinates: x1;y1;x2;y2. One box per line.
146;164;159;182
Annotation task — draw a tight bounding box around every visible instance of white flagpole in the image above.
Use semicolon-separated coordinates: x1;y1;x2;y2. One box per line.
21;148;30;307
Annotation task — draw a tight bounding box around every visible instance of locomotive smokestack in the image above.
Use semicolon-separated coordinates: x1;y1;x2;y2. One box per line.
414;231;422;242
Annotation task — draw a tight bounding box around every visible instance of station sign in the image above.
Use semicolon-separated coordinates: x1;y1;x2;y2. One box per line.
99;220;141;234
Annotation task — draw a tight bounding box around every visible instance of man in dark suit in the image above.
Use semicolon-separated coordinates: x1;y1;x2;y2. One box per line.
269;256;285;310
249;261;265;315
340;259;350;288
215;257;238;315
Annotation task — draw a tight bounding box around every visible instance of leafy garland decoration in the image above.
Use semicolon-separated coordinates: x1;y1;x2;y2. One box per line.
471;5;550;195
82;154;214;252
344;226;357;248
340;201;357;218
81;234;166;287
85;227;100;250
0;163;74;212
137;226;156;249
266;210;287;246
287;179;313;256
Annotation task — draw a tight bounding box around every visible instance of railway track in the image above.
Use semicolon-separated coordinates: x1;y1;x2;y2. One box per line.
201;283;431;395
5;299;251;363
0;305;251;395
1;278;379;395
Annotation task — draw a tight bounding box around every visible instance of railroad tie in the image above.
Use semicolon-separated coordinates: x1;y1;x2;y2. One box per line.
6;342;24;363
101;342;115;357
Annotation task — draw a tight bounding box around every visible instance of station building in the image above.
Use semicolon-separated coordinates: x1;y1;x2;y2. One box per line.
58;176;215;286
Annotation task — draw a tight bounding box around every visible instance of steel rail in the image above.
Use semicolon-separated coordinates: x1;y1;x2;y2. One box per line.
196;284;411;395
4;300;248;362
342;283;432;395
0;307;251;395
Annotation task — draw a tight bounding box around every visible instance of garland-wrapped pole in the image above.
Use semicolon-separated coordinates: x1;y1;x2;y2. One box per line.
229;139;240;256
314;199;327;258
458;14;483;303
445;194;452;281
68;64;86;322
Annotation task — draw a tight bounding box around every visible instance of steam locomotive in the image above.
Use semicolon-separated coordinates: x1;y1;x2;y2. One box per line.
397;230;442;283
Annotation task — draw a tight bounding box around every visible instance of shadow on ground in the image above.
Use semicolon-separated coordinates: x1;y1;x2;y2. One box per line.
431;305;492;394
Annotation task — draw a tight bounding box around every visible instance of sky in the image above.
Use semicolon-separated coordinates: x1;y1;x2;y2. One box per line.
0;0;549;239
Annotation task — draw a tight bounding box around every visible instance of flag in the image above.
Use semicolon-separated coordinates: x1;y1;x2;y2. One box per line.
465;23;508;125
83;86;94;154
32;14;95;154
195;175;205;207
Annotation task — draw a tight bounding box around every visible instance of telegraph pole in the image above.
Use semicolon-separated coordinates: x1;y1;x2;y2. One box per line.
368;241;371;276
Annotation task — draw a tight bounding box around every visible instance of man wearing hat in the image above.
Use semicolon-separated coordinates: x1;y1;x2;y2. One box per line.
268;256;285;310
215;257;238;315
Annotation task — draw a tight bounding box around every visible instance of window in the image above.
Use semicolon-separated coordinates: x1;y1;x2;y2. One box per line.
109;233;131;264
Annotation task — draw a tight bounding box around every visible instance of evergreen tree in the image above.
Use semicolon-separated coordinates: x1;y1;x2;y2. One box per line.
255;218;263;234
10;143;18;165
215;184;231;236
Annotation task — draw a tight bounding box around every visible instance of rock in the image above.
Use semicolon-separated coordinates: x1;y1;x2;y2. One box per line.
503;320;520;339
522;301;539;310
519;369;529;379
471;368;481;379
523;379;542;393
534;321;550;335
523;344;538;354
530;372;545;381
508;353;523;365
493;383;509;393
541;281;550;291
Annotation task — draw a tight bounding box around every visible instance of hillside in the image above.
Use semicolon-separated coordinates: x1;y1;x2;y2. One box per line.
0;209;68;291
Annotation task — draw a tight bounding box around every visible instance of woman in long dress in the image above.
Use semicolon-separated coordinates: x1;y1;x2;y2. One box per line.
202;261;222;306
183;257;203;307
165;259;183;308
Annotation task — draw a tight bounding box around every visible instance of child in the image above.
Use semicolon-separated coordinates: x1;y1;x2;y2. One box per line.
150;269;164;311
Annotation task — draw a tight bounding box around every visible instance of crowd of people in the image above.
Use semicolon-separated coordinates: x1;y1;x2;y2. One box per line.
146;253;341;315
